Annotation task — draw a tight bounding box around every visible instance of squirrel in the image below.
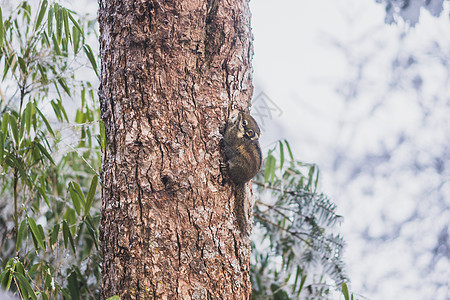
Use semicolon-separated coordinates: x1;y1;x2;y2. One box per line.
223;112;262;236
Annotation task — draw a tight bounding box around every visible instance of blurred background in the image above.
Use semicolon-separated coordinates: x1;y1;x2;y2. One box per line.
250;0;450;299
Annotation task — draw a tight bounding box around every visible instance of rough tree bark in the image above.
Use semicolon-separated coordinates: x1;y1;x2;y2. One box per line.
98;0;254;299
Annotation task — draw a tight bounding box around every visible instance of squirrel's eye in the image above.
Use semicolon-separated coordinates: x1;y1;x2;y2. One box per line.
242;119;248;126
246;129;255;138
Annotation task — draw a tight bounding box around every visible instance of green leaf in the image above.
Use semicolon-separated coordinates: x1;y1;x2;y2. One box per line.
1;112;9;137
25;102;32;134
0;7;4;47
18;56;27;74
55;3;62;44
58;99;69;122
314;167;320;191
0;131;3;165
106;296;121;300
73;25;80;53
84;215;98;250
62;220;69;248
36;142;55;165
284;139;294;162
62;220;76;254
34;104;55;137
35;0;48;31
307;164;315;191
47;5;53;35
15;272;37;300
264;153;276;184
85;175;98;215
51;33;60;55
38;185;50;207
279;140;284;170
83;44;99;78
28;263;40;276
68;272;80;300
6;154;31;187
69;182;82;216
342;282;350;300
28;217;45;250
67;12;82;35
62;8;70;43
50;223;59;246
0;269;12;291
37;63;48;84
2;54;14;81
9;114;19;145
57;77;71;96
16;219;27;252
50;100;62;121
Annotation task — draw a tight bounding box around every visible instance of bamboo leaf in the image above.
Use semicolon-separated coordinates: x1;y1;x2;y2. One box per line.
69;182;82;216
34;0;48;31
2;54;15;81
25;102;32;134
38;185;50;207
307;164;315;190
73;25;80;53
264;154;276;184
0;7;4;47
85;175;98;215
47;5;53;35
83;44;98;78
28;217;45;250
284;139;294;162
84;215;98;250
34;104;55;137
50;100;62;121
72;181;85;204
55;3;62;44
0;269;12;291
342;282;350;300
68;272;80;300
9;114;19;145
51;33;60;55
67;12;82;35
18;56;27;74
50;223;59;246
58;99;69;122
62;8;70;43
62;220;69;249
16;219;27;252
62;220;75;254
1;112;8;137
279;140;284;170
0;131;3;165
36;142;55;165
57;77;71;96
15;272;37;300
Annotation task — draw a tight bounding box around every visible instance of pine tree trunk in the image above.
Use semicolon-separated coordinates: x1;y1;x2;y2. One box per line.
98;0;254;299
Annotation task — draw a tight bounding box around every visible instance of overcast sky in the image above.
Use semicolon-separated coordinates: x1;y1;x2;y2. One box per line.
250;0;450;299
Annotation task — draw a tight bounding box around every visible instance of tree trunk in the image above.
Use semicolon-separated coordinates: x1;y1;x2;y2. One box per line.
98;0;254;299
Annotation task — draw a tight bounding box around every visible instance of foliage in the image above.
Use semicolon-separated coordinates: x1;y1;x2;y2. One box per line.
251;140;357;299
0;1;101;299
